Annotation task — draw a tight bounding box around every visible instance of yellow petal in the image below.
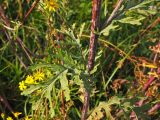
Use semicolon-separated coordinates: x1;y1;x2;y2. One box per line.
142;63;157;68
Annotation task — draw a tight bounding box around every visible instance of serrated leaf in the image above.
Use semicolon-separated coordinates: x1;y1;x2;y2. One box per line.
21;85;42;96
45;88;55;118
107;96;121;105
59;69;70;101
90;63;99;74
123;102;131;112
100;22;119;36
118;16;145;25
78;23;85;41
87;103;105;120
88;96;121;120
73;69;83;86
129;0;158;10
88;110;104;120
137;9;157;16
102;105;114;120
74;74;83;86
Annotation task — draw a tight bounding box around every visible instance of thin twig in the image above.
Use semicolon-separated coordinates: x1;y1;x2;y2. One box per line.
0;95;13;113
101;0;124;30
0;6;10;26
3;29;27;69
0;5;33;63
24;0;40;22
0;4;47;64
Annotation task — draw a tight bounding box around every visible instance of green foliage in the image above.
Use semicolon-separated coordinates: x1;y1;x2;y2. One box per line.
88;96;121;120
0;0;160;119
101;0;158;36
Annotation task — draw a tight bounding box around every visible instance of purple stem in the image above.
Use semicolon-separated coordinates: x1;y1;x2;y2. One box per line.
81;0;101;120
143;76;155;92
148;103;160;115
88;0;101;72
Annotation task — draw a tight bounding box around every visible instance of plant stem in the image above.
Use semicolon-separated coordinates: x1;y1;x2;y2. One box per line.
81;89;90;120
88;0;101;72
102;0;124;29
24;0;40;21
148;103;160;115
81;0;101;120
142;42;160;92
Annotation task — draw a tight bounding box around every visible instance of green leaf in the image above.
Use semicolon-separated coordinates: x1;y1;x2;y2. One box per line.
100;22;119;36
59;69;70;101
102;104;114;120
87;105;104;120
136;9;157;16
118;16;145;25
123;102;131;112
45;88;55;118
73;69;83;86
129;0;158;10
88;96;121;120
21;85;42;96
50;108;55;118
90;63;99;75
78;23;86;41
107;96;121;105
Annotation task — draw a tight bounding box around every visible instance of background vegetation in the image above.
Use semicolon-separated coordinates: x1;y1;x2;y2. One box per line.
0;0;160;120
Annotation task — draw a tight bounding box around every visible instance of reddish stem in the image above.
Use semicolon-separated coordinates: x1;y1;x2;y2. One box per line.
81;0;101;120
88;0;101;72
148;103;160;115
24;0;40;21
142;42;160;92
102;0;123;29
143;76;155;92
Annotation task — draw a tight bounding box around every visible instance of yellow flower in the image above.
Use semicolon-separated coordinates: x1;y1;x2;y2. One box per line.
25;75;35;84
1;113;5;119
19;81;27;91
44;0;59;12
6;116;13;120
25;116;32;120
12;112;22;118
33;70;45;81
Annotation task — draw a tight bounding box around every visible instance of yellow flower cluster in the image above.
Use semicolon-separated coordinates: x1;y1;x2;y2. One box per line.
13;112;22;118
1;113;5;119
19;81;27;91
44;0;59;12
6;117;13;120
1;112;22;120
19;69;45;91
